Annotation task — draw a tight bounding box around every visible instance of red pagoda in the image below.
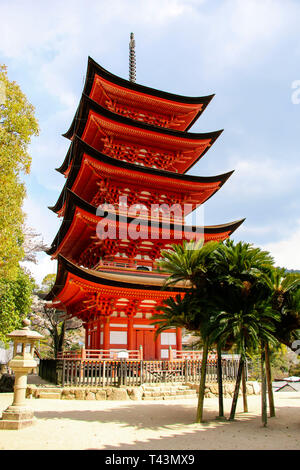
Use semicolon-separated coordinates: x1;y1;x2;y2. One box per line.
46;38;244;360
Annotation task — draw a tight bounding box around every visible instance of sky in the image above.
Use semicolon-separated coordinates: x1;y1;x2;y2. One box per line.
1;0;300;284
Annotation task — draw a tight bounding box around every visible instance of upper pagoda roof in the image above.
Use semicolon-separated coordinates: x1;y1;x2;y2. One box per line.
62;93;223;174
52;136;233;216
46;189;245;261
83;56;214;131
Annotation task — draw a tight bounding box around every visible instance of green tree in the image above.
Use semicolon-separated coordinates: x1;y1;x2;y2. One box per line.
156;240;220;423
210;240;278;425
261;267;300;416
0;65;39;280
268;268;300;348
37;273;56;294
0;267;35;345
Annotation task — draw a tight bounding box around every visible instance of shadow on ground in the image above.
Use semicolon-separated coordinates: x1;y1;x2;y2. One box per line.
34;401;256;431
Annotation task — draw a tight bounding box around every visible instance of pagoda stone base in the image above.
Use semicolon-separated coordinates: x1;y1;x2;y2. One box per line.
0;405;36;430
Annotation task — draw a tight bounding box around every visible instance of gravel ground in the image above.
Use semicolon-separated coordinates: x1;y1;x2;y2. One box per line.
0;392;299;450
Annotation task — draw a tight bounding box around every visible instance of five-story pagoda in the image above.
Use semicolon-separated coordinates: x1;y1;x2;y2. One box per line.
46;35;244;360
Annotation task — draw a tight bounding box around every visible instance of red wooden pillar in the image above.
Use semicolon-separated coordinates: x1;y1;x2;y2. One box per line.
155;327;161;360
85;324;91;348
103;316;110;351
176;327;182;352
127;315;134;351
96;319;101;349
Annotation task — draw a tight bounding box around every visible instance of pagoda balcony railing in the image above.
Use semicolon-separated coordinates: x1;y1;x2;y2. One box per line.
56;348;222;362
57;348;142;361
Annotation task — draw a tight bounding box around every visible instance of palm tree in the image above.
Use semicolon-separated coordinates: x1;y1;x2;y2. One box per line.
268;268;300;348
264;268;300;417
209;240;278;422
157;240;220;289
152;292;218;423
155;240;220;423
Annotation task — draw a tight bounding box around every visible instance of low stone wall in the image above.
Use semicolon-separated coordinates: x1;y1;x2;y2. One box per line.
26;385;144;401
26;381;261;401
187;381;261;398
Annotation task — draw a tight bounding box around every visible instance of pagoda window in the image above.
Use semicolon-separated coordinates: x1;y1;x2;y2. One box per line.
110;331;127;345
161;332;177;346
145;313;153;319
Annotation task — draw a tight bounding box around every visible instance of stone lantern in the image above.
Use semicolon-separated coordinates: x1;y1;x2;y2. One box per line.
0;318;43;430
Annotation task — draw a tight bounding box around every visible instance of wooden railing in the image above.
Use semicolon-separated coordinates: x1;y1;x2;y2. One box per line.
57;348;142;360
57;348;217;361
172;350;203;360
39;357;244;387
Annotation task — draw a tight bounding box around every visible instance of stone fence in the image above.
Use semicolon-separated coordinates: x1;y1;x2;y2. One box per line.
26;381;261;401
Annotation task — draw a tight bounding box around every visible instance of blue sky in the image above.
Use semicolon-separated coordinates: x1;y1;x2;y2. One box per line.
1;0;300;283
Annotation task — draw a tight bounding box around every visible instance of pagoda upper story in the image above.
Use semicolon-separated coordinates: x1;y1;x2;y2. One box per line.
46;55;243;274
52;137;233;219
61;93;223;174
84;56;215;131
45;43;245;362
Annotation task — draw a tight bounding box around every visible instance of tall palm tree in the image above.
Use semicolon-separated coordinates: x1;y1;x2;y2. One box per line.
264;268;300;416
209;240;277;422
157;240;220;289
155;240;220;423
152;292;218;423
268;268;300;348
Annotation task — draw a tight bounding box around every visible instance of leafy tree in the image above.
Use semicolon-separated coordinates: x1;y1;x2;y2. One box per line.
37;273;56;294
156;239;282;426
157;240;219;289
0;65;39;280
156;240;220;423
210;240;278;424
0;267;35;345
268;268;300;348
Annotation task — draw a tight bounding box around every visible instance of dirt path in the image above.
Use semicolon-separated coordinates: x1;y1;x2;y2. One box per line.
0;392;299;450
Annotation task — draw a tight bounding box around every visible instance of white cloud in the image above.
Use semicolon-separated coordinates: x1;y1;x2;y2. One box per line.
225;155;300;198
261;221;300;270
23;196;60;245
200;0;299;76
1;0;300;281
22;255;57;286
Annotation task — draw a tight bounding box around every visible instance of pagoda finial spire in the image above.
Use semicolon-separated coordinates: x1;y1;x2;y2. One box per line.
129;32;136;83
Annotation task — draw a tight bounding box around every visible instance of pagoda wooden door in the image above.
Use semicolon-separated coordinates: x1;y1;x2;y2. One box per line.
136;329;155;360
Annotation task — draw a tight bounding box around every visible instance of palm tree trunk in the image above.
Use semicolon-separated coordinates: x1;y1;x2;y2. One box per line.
261;342;267;427
229;355;244;420
196;337;209;423
216;342;224;418
265;342;275;417
242;361;248;412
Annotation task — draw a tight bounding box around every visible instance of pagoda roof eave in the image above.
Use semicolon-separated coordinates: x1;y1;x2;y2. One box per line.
84;56;215;131
50;136;234;214
45;254;188;302
46;189;245;257
62;93;223;152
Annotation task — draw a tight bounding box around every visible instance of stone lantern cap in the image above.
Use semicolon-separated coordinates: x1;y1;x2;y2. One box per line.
7;318;44;341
